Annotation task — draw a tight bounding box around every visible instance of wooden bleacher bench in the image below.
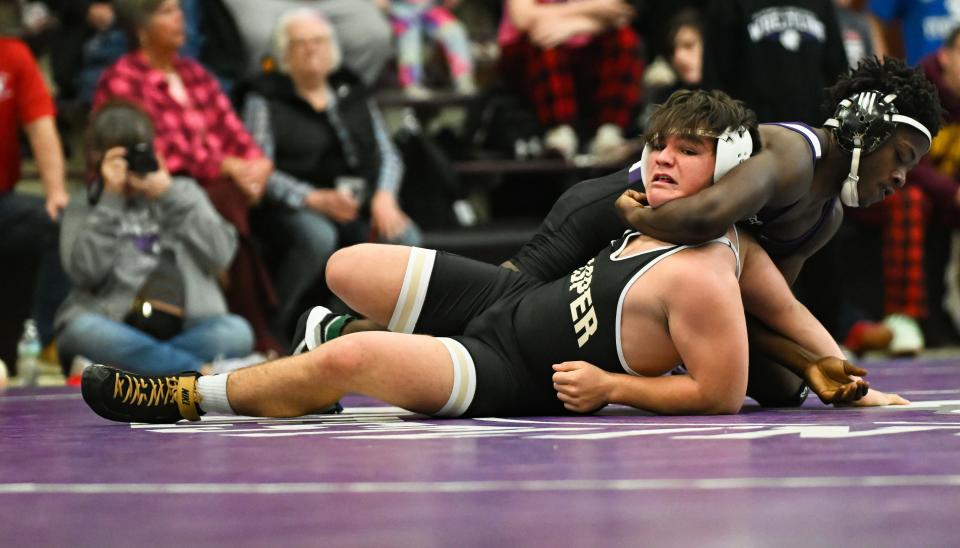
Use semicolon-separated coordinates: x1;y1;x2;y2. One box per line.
453;156;628;176
374;89;479;110
423;220;540;264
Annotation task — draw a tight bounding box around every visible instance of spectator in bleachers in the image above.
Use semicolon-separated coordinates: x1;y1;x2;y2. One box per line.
223;0;394;87
242;8;421;338
93;0;282;353
701;0;849;125
868;0;960;66
632;1;705;64
859;27;960;354
834;0;882;69
42;0;244;103
647;9;703;103
498;0;644;161
56;101;253;376
638;9;703;131
383;0;476;97
0;15;71;347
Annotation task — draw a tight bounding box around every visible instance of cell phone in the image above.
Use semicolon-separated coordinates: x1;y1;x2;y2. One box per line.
126;142;160;175
335;175;366;201
87;178;103;206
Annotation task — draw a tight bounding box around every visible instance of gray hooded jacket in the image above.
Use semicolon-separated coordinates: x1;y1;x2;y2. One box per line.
55;177;237;331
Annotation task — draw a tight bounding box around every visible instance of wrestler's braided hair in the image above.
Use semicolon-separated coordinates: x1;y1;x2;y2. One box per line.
823;56;944;139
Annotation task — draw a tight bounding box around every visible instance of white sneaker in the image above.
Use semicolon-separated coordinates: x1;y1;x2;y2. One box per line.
544;125;578;161
883;314;925;356
588;123;626;160
454;75;477;96
403;84;433;100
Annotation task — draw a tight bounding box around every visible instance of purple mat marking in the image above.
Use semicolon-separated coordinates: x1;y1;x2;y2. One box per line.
2;358;960;547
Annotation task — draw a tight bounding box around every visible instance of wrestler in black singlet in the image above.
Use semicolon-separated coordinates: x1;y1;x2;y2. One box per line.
431;232;737;417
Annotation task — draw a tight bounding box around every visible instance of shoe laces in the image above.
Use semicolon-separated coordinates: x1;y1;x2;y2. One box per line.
113;372;178;407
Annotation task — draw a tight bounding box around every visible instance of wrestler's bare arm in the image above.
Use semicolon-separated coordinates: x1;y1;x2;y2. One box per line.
617;127;811;244
737;232;906;405
606;253;749;414
738;232;844;361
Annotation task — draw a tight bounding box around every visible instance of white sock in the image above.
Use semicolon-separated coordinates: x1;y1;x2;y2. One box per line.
197;374;235;415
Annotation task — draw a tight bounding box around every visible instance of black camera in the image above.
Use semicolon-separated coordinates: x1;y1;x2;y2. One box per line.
127;142;160;175
88;142;162;206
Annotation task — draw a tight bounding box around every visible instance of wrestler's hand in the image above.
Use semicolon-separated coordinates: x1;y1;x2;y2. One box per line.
804;356;870;405
847;388;910;407
552;361;613;413
615;189;648;226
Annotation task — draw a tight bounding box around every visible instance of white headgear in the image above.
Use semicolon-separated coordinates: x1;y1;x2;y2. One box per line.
637;126;754;184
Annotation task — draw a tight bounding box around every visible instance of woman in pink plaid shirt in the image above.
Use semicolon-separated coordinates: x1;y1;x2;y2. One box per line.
93;0;282;353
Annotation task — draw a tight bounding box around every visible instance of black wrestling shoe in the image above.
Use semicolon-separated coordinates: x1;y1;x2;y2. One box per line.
289;306;354;355
81;364;203;424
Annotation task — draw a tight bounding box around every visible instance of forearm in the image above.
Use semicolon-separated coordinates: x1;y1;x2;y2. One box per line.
560;14;608;35
747;315;819;378
24;117;66;198
747;295;846;391
608;372;741;415
509;0;618;31
369;100;403;195
243;94;312;207
624;201;729;244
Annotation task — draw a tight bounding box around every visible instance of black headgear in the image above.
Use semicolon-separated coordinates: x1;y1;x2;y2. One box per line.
824;90;931;207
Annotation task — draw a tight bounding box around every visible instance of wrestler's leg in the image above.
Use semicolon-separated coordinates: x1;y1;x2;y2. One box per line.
227;331;465;417
303;244;522;348
325;243;417;326
80;331;478;423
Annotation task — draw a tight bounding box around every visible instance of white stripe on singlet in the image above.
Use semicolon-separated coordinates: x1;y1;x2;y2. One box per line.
435;337;477;417
774;123;822;158
388;247;436;334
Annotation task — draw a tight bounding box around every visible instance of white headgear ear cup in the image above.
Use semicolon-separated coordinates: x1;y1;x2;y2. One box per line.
714;126;753;182
639;143;652;184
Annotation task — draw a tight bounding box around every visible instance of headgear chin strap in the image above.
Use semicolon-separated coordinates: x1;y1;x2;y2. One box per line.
638;126;754;184
824;90;932;208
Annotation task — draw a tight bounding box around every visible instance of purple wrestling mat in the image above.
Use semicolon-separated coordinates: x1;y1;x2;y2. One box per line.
2;357;960;548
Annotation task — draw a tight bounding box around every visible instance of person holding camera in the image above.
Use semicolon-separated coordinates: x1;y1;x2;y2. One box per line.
92;0;282;354
54;101;254;377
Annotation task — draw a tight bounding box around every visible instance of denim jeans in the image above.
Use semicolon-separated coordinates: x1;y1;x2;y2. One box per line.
0;192;71;344
57;313;254;376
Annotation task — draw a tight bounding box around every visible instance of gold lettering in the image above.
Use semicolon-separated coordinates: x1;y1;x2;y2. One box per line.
574;306;598;347
569;288;593;320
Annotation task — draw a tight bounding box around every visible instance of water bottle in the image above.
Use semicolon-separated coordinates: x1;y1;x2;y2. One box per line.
16;319;41;387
